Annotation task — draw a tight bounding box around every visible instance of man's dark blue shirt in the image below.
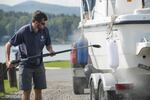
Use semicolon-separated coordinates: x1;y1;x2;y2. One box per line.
9;24;51;68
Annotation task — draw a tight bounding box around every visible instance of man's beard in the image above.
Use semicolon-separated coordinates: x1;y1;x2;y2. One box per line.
38;26;44;31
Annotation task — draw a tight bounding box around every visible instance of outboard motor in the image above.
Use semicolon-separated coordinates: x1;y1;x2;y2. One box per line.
71;36;89;94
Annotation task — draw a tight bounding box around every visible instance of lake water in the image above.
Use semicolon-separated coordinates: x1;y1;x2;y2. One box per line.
0;44;71;63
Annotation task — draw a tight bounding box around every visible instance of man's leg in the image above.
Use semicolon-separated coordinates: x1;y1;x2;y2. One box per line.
19;66;33;100
34;89;42;100
33;66;47;100
21;90;31;100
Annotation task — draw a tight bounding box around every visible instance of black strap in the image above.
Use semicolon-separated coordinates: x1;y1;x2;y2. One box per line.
138;64;150;71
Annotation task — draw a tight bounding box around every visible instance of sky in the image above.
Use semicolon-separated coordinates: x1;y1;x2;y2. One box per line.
0;0;80;7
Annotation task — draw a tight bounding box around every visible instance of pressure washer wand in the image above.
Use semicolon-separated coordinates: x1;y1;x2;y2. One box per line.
11;44;101;64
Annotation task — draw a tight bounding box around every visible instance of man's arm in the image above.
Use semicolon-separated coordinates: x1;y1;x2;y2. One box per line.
5;42;14;68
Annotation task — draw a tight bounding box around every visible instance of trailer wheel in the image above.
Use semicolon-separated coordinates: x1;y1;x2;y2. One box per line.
98;82;119;100
90;80;98;100
73;77;84;94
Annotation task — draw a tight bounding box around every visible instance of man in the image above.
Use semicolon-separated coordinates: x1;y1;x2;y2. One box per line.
5;10;55;100
82;0;96;19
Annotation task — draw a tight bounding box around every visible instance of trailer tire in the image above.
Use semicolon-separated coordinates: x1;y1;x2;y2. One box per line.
90;80;99;100
73;77;85;94
98;82;120;100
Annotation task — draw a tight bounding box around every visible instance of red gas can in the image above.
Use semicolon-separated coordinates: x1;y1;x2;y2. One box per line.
70;43;77;64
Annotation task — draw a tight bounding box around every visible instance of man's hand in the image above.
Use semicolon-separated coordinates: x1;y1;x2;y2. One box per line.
49;50;56;56
46;45;55;56
6;61;15;69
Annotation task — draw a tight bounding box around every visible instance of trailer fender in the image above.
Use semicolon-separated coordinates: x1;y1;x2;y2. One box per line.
89;73;101;90
101;73;117;91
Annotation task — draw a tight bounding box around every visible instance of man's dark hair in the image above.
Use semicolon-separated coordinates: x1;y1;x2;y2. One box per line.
32;10;48;22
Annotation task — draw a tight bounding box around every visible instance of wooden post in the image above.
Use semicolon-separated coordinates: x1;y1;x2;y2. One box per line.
0;63;5;93
7;67;18;88
3;63;8;80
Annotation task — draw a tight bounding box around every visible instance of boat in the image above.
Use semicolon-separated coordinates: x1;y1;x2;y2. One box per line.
71;0;150;99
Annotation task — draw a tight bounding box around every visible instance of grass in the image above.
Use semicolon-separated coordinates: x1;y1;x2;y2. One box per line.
44;60;71;68
0;80;18;97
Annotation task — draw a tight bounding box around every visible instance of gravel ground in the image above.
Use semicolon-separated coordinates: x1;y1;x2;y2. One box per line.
0;68;89;100
42;80;89;100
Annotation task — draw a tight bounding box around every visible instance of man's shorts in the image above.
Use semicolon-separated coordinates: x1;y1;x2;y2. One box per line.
19;65;47;90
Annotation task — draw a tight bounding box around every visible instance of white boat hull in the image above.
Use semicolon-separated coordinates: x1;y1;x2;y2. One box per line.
82;15;150;70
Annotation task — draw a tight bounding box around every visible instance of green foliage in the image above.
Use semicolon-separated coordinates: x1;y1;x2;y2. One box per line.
44;60;71;68
4;80;18;93
0;80;18;97
0;10;80;44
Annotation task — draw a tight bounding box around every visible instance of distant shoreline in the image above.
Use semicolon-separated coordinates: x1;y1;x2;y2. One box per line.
0;42;72;46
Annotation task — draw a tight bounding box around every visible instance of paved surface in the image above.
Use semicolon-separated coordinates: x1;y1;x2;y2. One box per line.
46;68;72;81
0;68;89;100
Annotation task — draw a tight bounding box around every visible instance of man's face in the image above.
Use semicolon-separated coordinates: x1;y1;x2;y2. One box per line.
36;19;47;31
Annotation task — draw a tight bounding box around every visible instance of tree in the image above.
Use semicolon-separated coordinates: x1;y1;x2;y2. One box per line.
0;10;80;44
